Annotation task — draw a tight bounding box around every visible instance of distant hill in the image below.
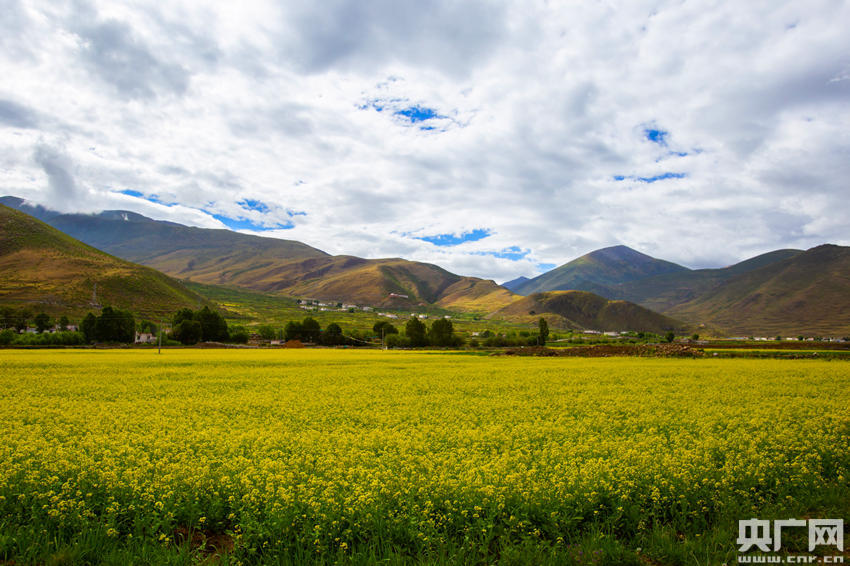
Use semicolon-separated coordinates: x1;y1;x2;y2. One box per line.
501;276;530;292
667;245;850;336
504;243;840;335
608;249;804;313
513;245;689;296
489;290;688;333
0;204;207;318
1;196;515;312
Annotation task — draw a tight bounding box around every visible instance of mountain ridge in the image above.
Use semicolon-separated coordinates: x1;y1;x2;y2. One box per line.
0;196;515;312
667;244;850;336
513;245;689;296
5;195;847;335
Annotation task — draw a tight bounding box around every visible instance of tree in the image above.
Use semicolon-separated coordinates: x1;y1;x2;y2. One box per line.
322;322;344;345
538;317;549;345
0;307;14;330
228;325;249;344
258;325;277;340
173;319;202;345
301;317;321;342
14;308;31;332
429;318;455;347
58;315;69;331
664;331;675;343
95;306;135;343
196;306;228;342
34;312;51;333
373;321;398;337
405;317;428;347
139;320;159;334
81;312;97;342
283;321;303;341
173;308;195;327
385;333;409;348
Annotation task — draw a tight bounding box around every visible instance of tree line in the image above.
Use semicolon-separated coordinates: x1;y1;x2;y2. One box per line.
375;317;463;347
252;316;464;348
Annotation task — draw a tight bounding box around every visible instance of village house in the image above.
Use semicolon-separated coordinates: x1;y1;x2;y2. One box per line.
135;332;156;344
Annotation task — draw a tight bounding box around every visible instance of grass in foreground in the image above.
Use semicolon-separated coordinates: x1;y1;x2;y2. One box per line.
0;351;848;565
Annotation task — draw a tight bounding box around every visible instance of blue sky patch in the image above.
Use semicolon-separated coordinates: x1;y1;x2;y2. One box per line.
637;172;686;183
394;105;444;123
211;214;293;231
537;262;556;272
645;128;669;145
238;199;269;213
417;228;492;246
473;246;530;261
613;172;686;183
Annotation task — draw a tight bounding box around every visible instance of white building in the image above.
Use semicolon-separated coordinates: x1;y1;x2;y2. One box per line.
135;332;157;344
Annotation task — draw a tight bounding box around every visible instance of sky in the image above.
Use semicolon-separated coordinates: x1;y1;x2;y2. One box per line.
1;0;849;283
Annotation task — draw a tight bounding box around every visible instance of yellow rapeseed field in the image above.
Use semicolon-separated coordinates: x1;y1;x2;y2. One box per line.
0;350;847;564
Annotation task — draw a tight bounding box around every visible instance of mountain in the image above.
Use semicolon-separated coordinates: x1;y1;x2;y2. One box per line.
513;245;689;296
488;290;688;333
607;249;804;313
501;276;530;292
0;204;207;318
0;196;328;270
667;245;850;336
0;197;515;312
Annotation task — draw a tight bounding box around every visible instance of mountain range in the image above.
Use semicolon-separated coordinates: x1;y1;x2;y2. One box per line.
510;244;850;336
3;195;849;336
1;197;514;312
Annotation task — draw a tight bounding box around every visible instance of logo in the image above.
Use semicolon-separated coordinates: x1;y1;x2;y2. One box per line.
736;518;844;564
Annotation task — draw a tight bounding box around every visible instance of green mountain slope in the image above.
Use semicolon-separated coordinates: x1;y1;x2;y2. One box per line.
488;290;688;333
514;245;689;296
0;204;207;318
667;245;850;336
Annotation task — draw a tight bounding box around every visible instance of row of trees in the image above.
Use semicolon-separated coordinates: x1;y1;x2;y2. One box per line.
284;318;349;345
0;306;136;345
376;317;462;348
171;306;233;345
0;307;73;333
255;316;464;348
80;306;136;343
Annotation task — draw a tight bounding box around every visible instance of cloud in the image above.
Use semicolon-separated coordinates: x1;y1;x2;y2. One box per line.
0;99;39;128
73;17;190;99
33;144;86;207
273;0;507;77
0;0;849;281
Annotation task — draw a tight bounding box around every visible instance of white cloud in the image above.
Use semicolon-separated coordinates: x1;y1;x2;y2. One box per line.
1;0;849;280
